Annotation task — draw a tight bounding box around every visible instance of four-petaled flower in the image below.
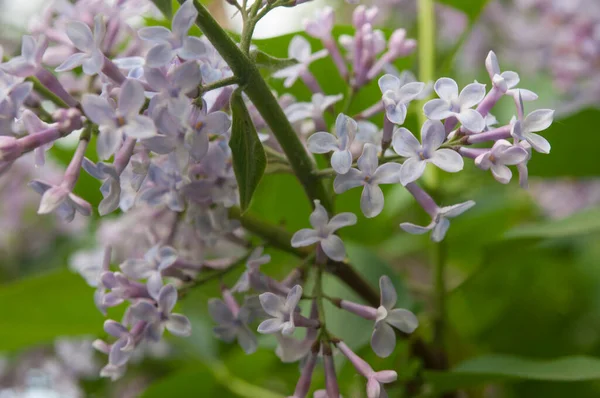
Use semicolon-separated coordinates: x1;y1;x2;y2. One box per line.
0;35;47;77
333;143;402;218
232;247;271;293
120;245;178;293
424;78;487;132
103;320;135;367
56;15;105;75
475;139;529;184
82;78;156;160
378;74;425;124
291;200;357;261
371;276;418;357
208;298;257;354
392;120;464;185
485;51;537;100
29;179;92;222
511;109;554;154
129;284;192;341
272;35;327;88
144;61;202;118
307;113;357;175
257;285;303;335
401;200;475;242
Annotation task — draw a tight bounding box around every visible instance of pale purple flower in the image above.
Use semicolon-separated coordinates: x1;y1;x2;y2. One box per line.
401;200;475;242
475;139;529;184
103;320;135;367
82;78;156;160
82;158;122;215
144;61;201;118
0;35;47;77
511;109;554;154
285;93;343;128
138;0;207;67
291;200;357;261
303;7;334;40
272;36;327;88
275;334;314;363
232;247;271;293
423;78;487;132
257;285;303;335
333;144;402;218
371;276;418;358
307;113;357;175
29;179;92;222
56;15;105;75
120;245;178;290
21;109;53;166
485;51;537;100
93;340;126;381
208;297;257;354
69;247;107;288
0;80;33;134
129;284;192;340
392;120;464;185
137;161;185;212
378;74;425;124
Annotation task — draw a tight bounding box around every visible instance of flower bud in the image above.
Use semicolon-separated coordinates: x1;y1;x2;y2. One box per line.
0;136;22;162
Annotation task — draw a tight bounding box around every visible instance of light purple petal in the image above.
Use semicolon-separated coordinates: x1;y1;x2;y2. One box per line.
96;128;122;160
172;0;198;39
371;321;396;358
357;143;378;176
202;111;231;135
456;109;485;133
421;120;446;152
333;168;364;193
423;98;453;120
38;186;68;214
291;228;321;247
208;298;235;324
440;200;475;218
429;148;463;173
146;43;174;68
431;218;451;242
158;284;178;314
399;157;426;185
327;212;357;232
257;318;284;334
524;132;551;154
307;132;338;154
372;162;402;184
82;49;104;75
386;309;418;333
380;275;397;309
385;102;407;125
55;52;88;72
66;21;94;51
285;285;303;310
400;222;433;235
392;127;421;157
172;61;202;93
138;26;172;42
129;300;160;323
361;184;385;218
374;370;398;384
82;94;115;125
331;149;353;175
378;74;400;93
523;109;554;133
310;200;329;229
118;79;145;117
288;35;311;61
458;82;486;109
491;163;512;184
501;71;520;88
122;115;156;139
434;77;458;101
496;145;528;165
237;324;258;354
179;36;208;60
396;82;425;103
166;314;192;336
320;234;346;261
485;51;500;78
259;292;284;317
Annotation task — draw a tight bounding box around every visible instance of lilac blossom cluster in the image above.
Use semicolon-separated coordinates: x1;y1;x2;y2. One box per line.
0;0;556;396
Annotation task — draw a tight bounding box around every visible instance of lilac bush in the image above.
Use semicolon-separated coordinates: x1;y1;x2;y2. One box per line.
0;0;560;396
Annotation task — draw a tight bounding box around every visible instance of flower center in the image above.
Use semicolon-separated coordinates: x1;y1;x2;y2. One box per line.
376;305;388;322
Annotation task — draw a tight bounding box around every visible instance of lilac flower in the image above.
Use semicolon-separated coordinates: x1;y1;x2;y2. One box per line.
21;110;53;166
82;158;122;215
0;35;47;77
56;15;105;75
129;284;192;340
120;245;178;289
232;247;271;293
257;285;303;335
337;341;397;398
138;0;206;67
29;180;92;222
378;74;425;124
137;161;185;212
485;51;537;100
291;200;357;261
0;80;33;134
69;247;108;288
401;199;475;242
475;139;529;184
285;93;343;130
307;113;357;175
272;36;327;89
423;78;487;132
371;276;418;357
93;340;126;381
392;120;464;185
333;144;402;218
82;78;156;160
103;320;135;366
511;109;554;154
208;297;257;354
144;61;201;118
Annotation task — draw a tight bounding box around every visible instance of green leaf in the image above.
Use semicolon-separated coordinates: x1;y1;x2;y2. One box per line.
229;88;267;211
436;0;491;21
141;365;220;397
425;355;600;393
151;0;173;18
251;49;298;72
505;207;600;240
528;109;600;177
0;269;103;351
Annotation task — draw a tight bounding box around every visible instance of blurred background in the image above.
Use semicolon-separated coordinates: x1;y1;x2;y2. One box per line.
1;0;600;397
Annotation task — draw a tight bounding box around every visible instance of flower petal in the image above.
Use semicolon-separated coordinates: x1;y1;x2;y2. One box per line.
172;0;198;39
158;284;178;314
439;200;475;218
399;157;426;185
525;132;551;154
378;74;400;93
423;98;453;120
434;77;458;101
330;149;353;175
485;51;500;79
400;222;433;235
421;120;446;152
429;148;464;173
259;292;285;317
333;168;364;193
310;200;329;229
118;79;145;117
237;324;258;354
321;234;346;261
380;275;397;309
371;321;396;358
458;82;486;109
122;115;156;139
138;26;172;42
456;109;485;133
523;109;554;133
491;163;512;184
357;143;378;176
361;184;385;218
307;132;338;154
391;127;420;157
172;61;202;93
166;313;192;336
82;94;115;126
288;35;311;61
257;318;284;334
291;228;321;247
372;162;402;184
55;52;88;72
146;43;174;68
327;212;358;232
66;21;94;51
386;308;418;333
431;218;451;242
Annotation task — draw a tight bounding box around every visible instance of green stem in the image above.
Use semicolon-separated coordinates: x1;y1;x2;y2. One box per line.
185;0;333;212
202;76;241;93
433;239;447;351
27;76;70;109
417;0;435;130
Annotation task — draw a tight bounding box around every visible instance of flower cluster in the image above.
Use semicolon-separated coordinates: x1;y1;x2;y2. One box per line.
0;0;556;395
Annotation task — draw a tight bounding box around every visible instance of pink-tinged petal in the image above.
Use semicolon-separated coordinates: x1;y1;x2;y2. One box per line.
509;88;537;101
399;157;426;186
166;314;192;336
372;162;402;184
434;77;458;101
380;275;397;309
457;109;485;133
485;51;500;79
93;15;106;47
423;98;453;120
285;285;303;310
38;186;68;214
330;149;353;175
333;168;364;193
361;184;385;218
523;109;554;133
66;21;94;51
429;148;463;173
421;119;446;151
391;127;420;157
374;370;398;384
501;71;520;89
366;377;381;398
357;143;379;176
474;152;492;170
118;79;145;117
321;234;346;261
257;318;284;334
491;163;512;184
400;222;433;235
307;132;339;154
525;132;551;154
310;200;329;229
104;320;128;338
458;82;486;109
291;228;321;247
327;212;357;232
288;35;311;61
386;308;418;333
431;217;451;242
1;57;35;77
372;321;397;356
378;74;400;93
55;52;88;72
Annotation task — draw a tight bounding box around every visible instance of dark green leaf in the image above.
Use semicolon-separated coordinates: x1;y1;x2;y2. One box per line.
505;207;600;240
151;0;173;18
528;109;600;177
141;365;219;397
229;88;267;211
437;0;491;22
426;355;600;393
251;49;298;72
0;269;103;351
